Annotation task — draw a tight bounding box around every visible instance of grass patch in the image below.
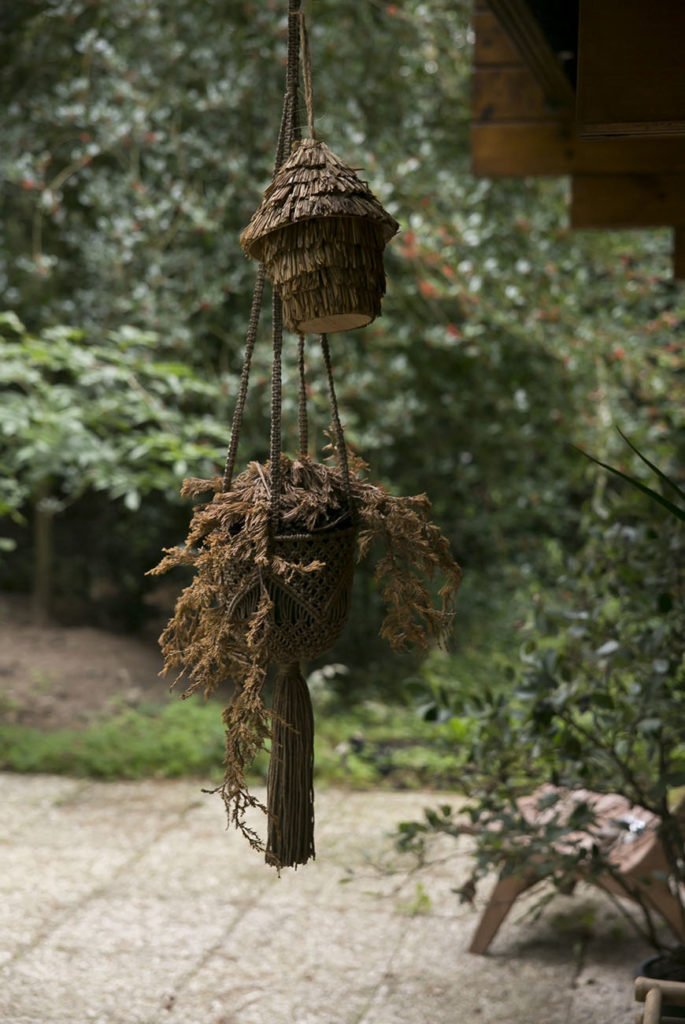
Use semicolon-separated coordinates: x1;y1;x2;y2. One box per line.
0;694;471;786
314;700;472;788
0;701;227;780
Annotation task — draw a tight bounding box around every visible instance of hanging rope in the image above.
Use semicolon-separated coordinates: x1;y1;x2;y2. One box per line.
222;265;265;491
297;334;309;457
269;291;285;540
299;9;316;138
320;333;355;518
284;0;302;154
265;0;302;535
223;1;353;528
222;0;302;495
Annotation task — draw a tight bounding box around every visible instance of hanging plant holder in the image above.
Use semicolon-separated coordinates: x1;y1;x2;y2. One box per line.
149;0;461;872
223;515;357;665
162;449;360;870
151;439;462;870
241;138;399;334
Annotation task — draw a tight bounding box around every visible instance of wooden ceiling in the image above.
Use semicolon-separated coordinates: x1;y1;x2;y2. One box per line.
471;0;685;276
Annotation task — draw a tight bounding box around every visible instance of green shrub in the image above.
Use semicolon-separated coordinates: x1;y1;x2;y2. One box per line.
0;700;227;780
0;689;468;788
399;438;685;954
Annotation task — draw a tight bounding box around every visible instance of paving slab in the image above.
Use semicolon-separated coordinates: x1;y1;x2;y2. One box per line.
0;773;648;1024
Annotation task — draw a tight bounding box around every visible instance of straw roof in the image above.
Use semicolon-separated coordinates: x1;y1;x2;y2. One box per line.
241;138;399;261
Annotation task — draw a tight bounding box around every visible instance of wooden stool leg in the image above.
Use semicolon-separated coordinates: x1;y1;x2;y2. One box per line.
636;882;685;939
602;876;685;940
469;873;537;955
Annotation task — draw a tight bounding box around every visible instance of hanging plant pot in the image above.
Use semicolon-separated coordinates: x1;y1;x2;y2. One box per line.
164;456;357;673
150;450;462;869
241;138;399;334
152;456;359;869
212;458;357;869
223;519;357;665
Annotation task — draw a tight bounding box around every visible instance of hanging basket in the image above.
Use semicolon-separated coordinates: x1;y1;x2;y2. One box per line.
222;518;357;664
151;448;463;870
240;138;399;334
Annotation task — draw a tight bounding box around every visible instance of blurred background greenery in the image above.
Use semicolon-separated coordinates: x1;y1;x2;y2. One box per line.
0;0;682;784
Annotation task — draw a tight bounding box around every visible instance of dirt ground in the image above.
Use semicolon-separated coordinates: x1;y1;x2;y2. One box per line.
0;592;169;730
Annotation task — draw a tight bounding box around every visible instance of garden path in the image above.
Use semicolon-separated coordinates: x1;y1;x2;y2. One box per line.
0;773;647;1024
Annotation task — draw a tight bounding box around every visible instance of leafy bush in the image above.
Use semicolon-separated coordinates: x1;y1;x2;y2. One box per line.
0;312;231;620
0;684;467;787
401;439;685;953
0;701;227;779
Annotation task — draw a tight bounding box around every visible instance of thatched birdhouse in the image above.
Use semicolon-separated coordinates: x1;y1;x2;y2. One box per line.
241;138;399;334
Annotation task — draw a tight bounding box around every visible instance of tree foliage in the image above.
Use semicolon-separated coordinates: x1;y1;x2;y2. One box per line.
0;312;228;517
0;0;683;669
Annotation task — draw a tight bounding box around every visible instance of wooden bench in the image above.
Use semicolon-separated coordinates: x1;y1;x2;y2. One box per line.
469;786;685;955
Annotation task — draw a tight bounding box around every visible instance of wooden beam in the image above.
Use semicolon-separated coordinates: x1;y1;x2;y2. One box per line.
471;123;685;177
488;0;575;112
577;0;685;137
571;175;685;229
473;10;522;66
472;67;559;122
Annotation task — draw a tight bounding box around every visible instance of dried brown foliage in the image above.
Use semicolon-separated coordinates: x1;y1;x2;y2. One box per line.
149;451;461;852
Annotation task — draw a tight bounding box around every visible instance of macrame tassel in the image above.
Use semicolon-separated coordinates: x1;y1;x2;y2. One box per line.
266;662;315;869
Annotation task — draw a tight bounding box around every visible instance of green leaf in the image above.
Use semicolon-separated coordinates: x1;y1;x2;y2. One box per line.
637;718;663;734
616;428;685;503
572;445;685;521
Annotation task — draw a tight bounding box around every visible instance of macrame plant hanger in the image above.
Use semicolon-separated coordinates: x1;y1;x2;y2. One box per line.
148;0;408;874
220;0;357;869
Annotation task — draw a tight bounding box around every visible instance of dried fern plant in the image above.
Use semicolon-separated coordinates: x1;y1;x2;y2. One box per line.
149;449;461;860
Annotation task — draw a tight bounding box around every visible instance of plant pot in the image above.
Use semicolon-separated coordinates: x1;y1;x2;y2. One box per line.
223;520;357;663
637;955;685;1019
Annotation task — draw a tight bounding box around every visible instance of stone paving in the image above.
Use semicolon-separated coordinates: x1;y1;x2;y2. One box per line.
0;773;648;1024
